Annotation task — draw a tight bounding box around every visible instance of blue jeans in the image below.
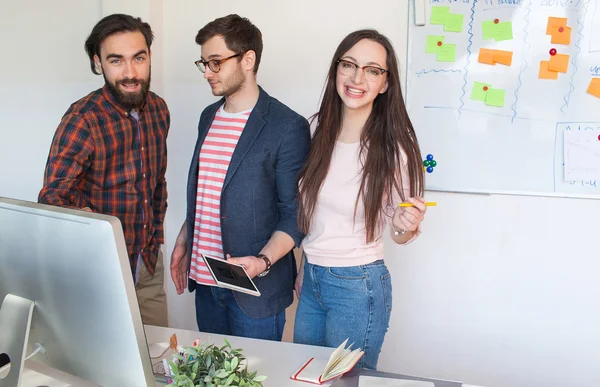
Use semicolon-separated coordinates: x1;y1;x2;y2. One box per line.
293;260;392;370
194;285;285;341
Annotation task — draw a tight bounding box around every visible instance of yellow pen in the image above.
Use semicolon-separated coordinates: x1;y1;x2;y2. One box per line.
397;202;437;207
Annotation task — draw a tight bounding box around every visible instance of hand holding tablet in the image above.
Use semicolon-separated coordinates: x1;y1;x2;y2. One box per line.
202;254;261;297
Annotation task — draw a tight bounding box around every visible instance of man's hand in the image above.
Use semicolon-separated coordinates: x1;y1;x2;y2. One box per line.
227;254;267;279
170;222;189;295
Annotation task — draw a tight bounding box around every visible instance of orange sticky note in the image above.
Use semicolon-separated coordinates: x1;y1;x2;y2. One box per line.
548;53;569;73
478;48;496;65
493;50;513;66
551;26;571;45
539;61;558;80
546;17;567;35
587;78;600;98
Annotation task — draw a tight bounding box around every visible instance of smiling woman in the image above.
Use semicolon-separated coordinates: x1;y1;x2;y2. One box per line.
294;29;426;370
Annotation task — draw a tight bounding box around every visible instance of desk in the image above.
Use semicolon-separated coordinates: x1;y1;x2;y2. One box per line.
17;325;484;387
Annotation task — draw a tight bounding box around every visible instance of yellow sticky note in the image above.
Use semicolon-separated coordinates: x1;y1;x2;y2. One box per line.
493;50;513;66
546;17;567;35
548;53;569;73
551;26;571;45
478;48;496;65
587;78;600;98
539;61;558;80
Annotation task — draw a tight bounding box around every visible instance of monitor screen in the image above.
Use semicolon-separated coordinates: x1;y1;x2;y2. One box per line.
0;197;155;386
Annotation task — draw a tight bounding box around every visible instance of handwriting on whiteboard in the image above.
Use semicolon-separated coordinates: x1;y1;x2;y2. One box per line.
564;130;600;181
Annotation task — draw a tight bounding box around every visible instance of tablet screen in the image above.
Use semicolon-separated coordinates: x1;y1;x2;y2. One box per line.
203;255;259;294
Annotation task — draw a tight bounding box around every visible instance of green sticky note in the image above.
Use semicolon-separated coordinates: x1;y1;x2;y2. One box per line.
437;44;456;62
494;22;513;41
431;6;450;25
470;82;491;102
444;13;464;32
482;21;496;40
485;88;506;107
426;35;444;54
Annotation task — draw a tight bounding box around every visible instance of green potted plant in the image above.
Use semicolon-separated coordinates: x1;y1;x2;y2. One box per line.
167;338;267;387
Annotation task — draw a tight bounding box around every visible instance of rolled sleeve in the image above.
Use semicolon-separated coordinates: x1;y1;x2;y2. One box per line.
38;114;94;209
273;115;310;247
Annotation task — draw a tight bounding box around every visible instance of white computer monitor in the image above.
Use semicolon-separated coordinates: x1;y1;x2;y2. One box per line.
0;196;155;386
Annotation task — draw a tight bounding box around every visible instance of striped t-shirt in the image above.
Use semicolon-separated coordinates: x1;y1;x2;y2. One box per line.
189;106;252;285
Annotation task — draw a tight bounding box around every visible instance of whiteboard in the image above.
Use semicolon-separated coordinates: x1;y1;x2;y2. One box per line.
406;0;600;198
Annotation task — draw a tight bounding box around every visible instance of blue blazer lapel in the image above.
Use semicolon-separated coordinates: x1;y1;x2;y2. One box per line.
222;87;270;192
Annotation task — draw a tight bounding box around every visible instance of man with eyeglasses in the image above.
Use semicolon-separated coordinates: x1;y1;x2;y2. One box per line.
170;14;310;341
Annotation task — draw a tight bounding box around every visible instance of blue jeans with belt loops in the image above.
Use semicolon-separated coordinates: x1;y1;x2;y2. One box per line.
293;259;393;370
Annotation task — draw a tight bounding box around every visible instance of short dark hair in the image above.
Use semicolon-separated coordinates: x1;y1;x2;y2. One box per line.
84;14;154;75
195;14;263;73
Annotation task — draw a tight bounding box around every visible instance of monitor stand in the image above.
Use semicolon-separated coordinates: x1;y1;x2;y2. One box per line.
0;294;35;387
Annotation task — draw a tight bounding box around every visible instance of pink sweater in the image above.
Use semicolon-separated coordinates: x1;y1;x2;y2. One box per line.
302;141;418;267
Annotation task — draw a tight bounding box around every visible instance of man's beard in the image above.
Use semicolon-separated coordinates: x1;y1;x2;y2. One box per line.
104;72;151;110
213;67;245;97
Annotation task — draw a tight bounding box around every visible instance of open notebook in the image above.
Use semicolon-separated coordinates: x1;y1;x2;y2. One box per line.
290;339;364;385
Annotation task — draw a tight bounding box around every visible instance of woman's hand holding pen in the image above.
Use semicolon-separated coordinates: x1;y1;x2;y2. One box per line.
393;197;427;233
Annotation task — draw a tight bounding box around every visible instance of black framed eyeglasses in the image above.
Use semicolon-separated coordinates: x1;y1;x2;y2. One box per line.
336;59;389;82
194;53;242;73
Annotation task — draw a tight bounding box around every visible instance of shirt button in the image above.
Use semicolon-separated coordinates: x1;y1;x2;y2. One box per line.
144;224;147;229
141;147;145;151
145;199;148;204
143;174;146;178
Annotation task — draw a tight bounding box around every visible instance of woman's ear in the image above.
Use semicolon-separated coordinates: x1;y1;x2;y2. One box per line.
380;80;389;94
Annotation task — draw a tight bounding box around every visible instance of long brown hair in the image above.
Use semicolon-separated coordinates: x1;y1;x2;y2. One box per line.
298;29;424;243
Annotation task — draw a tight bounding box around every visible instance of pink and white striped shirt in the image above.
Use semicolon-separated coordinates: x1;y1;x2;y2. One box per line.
189;106;252;285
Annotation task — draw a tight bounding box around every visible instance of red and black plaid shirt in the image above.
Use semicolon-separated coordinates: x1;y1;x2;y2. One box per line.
39;85;170;276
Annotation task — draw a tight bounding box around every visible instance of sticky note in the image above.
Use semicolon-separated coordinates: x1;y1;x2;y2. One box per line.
482;20;513;41
493;50;513;66
539;61;559;80
550;26;571;45
548;53;569;73
470;82;491;101
485;88;506;107
437;44;456;62
478;49;513;66
546;17;567;35
444;13;465;32
482;21;496;40
478;49;496;65
495;22;513;41
426;35;444;54
431;6;450;25
587;78;600;98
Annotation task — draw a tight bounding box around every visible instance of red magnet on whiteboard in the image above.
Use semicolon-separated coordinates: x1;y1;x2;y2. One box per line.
558;26;564;33
598;134;600;141
437;41;442;47
483;86;489;91
494;18;499;24
549;48;557;56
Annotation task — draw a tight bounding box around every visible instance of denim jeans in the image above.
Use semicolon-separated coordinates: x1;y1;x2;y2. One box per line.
195;285;286;341
293;260;392;370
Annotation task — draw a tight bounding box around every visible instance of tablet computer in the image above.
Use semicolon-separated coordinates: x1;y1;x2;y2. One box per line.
202;254;261;297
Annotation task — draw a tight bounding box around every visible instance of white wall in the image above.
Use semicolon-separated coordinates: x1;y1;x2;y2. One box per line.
1;2;599;387
0;0;103;202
